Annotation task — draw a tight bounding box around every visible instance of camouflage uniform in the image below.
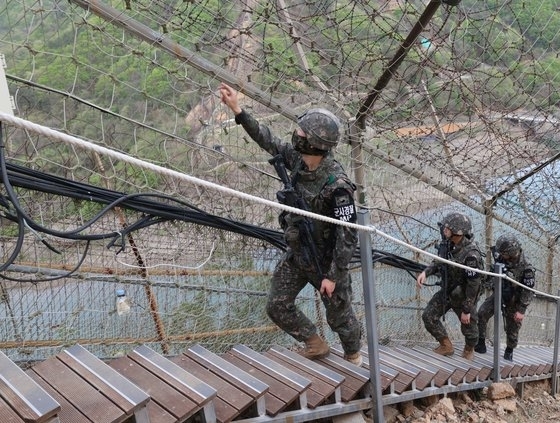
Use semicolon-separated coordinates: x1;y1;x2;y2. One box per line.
422;236;484;347
234;110;362;355
477;252;535;349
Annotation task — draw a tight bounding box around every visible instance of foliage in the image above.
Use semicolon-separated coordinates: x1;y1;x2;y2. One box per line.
501;0;560;52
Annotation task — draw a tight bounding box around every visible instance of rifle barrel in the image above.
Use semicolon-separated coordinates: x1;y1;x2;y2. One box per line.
268;154;324;292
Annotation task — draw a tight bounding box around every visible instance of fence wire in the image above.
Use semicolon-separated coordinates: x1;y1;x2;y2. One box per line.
0;0;560;361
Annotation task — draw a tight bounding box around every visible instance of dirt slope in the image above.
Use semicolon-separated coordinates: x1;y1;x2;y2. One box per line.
376;380;560;423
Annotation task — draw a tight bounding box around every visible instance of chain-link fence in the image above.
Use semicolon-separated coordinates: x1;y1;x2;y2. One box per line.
1;0;559;362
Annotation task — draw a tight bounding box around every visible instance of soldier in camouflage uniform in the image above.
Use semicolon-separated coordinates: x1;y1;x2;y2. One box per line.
219;83;362;366
475;234;535;361
416;213;484;360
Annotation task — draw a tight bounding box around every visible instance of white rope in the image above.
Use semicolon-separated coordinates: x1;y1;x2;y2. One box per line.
1;112;558;300
0;112;364;231
367;223;558;300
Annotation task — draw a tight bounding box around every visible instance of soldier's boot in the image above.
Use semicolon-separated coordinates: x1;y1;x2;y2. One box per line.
434;337;454;356
474;338;487;354
462;345;475;360
344;352;363;367
503;347;513;361
300;334;330;360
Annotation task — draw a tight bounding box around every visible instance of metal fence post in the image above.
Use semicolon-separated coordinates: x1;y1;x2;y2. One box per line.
493;263;504;382
552;289;560;396
358;210;383;423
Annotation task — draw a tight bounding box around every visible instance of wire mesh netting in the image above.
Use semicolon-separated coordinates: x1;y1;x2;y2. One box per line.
1;0;560;362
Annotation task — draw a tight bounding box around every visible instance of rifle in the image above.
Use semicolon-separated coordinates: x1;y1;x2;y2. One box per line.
436;222;450;320
268;154;324;292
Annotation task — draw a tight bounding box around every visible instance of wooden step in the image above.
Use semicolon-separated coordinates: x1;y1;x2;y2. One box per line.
265;345;345;407
0;350;60;423
173;344;268;422
170;354;246;422
329;346;406;394
413;346;481;383
316;351;374;401
221;344;311;416
110;344;217;423
376;346;437;390
30;346;147;423
391;346;458;386
468;349;518;379
354;346;425;392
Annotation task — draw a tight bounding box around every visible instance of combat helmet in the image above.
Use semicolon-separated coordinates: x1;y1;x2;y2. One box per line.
297;108;341;151
441;212;472;238
495;233;521;257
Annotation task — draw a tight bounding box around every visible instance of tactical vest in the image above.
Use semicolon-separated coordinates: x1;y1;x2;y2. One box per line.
283;156;354;263
500;254;533;304
445;240;483;292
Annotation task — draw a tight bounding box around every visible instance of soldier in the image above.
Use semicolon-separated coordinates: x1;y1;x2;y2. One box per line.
416;212;483;360
475;234;535;361
219;83;363;366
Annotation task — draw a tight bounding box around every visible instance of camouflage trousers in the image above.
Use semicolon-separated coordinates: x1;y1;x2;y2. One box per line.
477;293;522;349
267;256;362;355
422;288;479;347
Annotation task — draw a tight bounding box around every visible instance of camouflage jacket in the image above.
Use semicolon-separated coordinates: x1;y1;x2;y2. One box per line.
494;251;535;314
235;110;358;285
425;236;483;314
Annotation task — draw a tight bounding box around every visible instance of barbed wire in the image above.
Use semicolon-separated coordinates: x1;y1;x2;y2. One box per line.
1;0;560;356
1;111;554;302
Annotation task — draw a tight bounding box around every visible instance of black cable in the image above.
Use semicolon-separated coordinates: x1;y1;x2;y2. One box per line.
0;241;91;283
3;162;287;249
0;124;29;272
371;250;425;271
1;159;427;281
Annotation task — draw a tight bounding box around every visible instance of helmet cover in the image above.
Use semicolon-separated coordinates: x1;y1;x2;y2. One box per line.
441;212;472;237
297;108;341;151
495;233;521;257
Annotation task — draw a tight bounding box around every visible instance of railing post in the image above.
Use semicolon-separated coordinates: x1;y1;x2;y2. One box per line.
358;210;383;423
493;263;504;382
552;289;560;396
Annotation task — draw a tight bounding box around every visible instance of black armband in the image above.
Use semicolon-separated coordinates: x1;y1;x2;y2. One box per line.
464;255;479;279
332;188;357;223
522;268;535;288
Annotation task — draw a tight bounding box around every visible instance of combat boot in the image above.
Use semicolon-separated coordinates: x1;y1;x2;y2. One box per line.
474;338;487;354
344;352;363;367
300;334;330;360
503;347;513;361
462;345;475;360
434;337;454;356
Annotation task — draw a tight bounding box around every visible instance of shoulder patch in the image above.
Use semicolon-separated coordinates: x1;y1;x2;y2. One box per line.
326;174;337;185
332;187;357;223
